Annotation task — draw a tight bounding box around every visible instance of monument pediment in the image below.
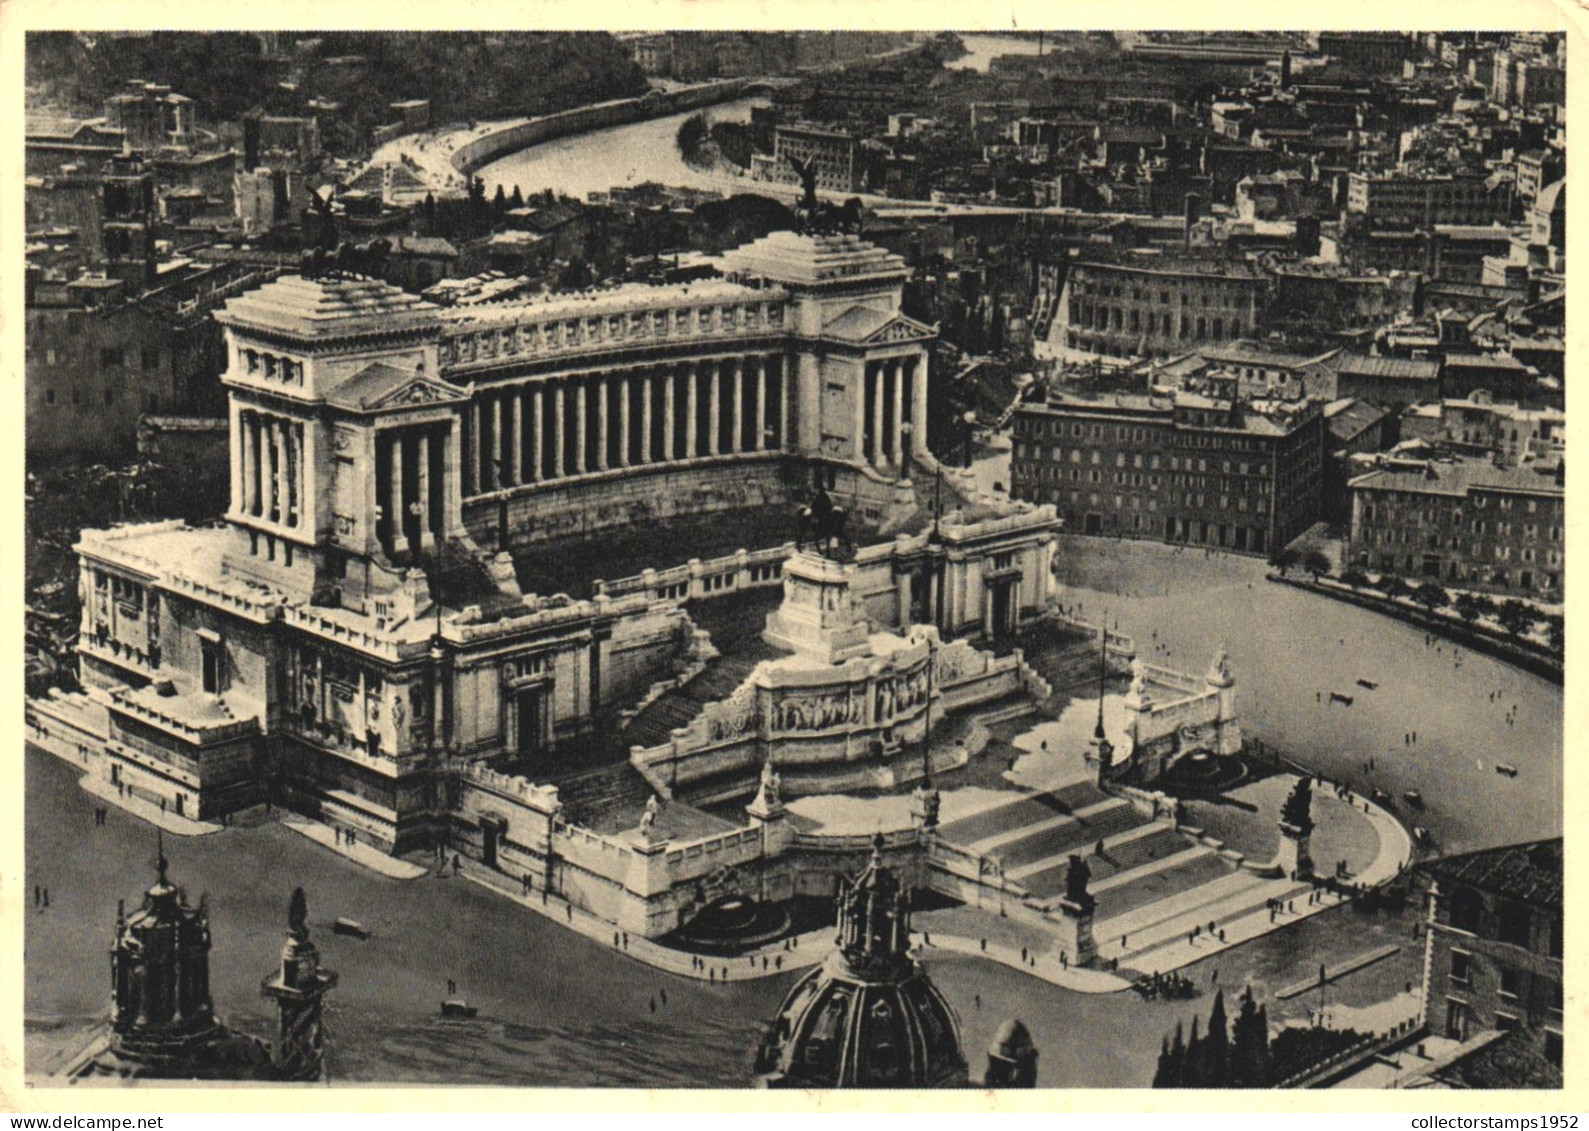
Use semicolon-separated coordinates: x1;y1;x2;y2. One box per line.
326;363;466;414
820;305;934;347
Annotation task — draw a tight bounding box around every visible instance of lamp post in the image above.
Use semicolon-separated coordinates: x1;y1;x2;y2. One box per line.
899;421;913;483
962;410;977;470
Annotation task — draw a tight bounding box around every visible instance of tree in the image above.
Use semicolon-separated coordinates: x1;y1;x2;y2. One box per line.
1497;599;1537;638
1184;1015;1202;1086
1340;568;1370;589
1271;547;1300;576
1229;986;1268;1088
422;191;436;221
1161;1022;1186;1088
1202;988;1231;1087
1382;576;1411;601
492;183;508;215
1413;581;1449;612
509;184;524;210
1152;1036;1176;1088
1454;593;1483;624
1301;550;1332;581
1548;618;1564;654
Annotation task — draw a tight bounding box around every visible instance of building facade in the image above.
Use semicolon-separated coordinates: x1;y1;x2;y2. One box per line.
1053;257;1271;360
1009;388;1325;555
1417;839;1563;1070
1345;171;1508;229
1346;456;1565;599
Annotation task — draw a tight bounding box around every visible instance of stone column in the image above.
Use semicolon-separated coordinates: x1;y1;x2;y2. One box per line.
640;371;653;464
662;368;676;461
388;430;409;555
731;358;744;454
779;355;792;451
416;429;434;551
574;380;588;474
593;376;608;471
872;363;888;469
707;360;721;456
854;363;869;464
685;363;699;459
240;409;256;516
229;402;244;516
553;383;566;477
272;417;289;523
891;359;905;469
492;392;505;491
911;357;929;458
443;420;464;538
753;360;768;451
617;373;631;467
511;388;524;486
289;422;302;527
531;387;545;481
897;568;913;632
467;399;481;496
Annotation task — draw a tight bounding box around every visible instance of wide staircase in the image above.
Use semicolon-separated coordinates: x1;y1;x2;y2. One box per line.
624;651;774;750
1007;622;1107;701
934;778;1327;970
549;761;658;834
624;591;787;751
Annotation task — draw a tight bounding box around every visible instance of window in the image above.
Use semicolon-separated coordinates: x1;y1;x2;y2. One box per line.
45;389;55;405
1498;967;1521;1000
1449;887;1482;933
200;636;225;695
1450;950;1472;985
99;346;124;367
140;346;160;370
1497;901;1533;948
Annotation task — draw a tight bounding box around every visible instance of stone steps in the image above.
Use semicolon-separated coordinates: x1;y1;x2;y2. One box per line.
994;800;1150;872
550;761;657;833
1096;876;1316;969
1092;869;1272;953
1089;826;1198;882
1088;851;1234;921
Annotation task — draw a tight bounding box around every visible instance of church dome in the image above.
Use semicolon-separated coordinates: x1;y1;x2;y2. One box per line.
753;835;966;1088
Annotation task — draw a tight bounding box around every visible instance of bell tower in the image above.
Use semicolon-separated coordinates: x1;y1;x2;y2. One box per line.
261;887;338;1081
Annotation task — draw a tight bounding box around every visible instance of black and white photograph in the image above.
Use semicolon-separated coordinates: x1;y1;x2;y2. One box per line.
16;16;1571;1097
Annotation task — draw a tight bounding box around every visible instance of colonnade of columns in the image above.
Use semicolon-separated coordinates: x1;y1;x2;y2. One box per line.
379;426;445;557
234;409;304;529
858;357;923;473
462;354;789;496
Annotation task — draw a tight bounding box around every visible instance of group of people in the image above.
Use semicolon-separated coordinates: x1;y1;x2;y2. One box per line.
1134;970;1194;1000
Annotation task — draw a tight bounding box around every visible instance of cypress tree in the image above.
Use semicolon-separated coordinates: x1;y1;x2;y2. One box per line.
1230;985;1264;1088
509;184;524;210
1165;1021;1186;1088
1185;1015;1203;1087
493;183;508;214
1152;1036;1174;1088
1205;988;1231;1087
1254;1005;1272;1084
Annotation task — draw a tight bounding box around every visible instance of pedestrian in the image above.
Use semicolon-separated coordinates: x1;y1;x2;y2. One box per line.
709;968;715;982
447;979;456;995
33;885;40;908
335;827;341;845
622;932;629;949
1218;929;1226;943
1288;900;1294;913
452;853;460;876
566;904;573;922
649;997;656;1014
775;956;782;970
974;994;981;1011
660;988;668;1005
42;889;49;908
1096;838;1105;856
762;956;768;970
980;938;987;952
1020;946;1027;962
1122;934;1128;949
614;931;621;947
1061;953;1068;969
924;931;931;946
1212;968;1219;983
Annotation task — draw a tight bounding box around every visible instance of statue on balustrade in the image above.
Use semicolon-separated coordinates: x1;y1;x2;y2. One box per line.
1281;775;1314;834
797;481;852;561
1064;853;1092;906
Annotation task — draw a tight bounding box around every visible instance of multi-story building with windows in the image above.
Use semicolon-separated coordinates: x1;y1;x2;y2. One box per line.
1346;455;1565;599
1009;387;1324;555
1345;171;1509;229
1052;256;1272;360
1416;839;1563;1073
751;124;863;195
